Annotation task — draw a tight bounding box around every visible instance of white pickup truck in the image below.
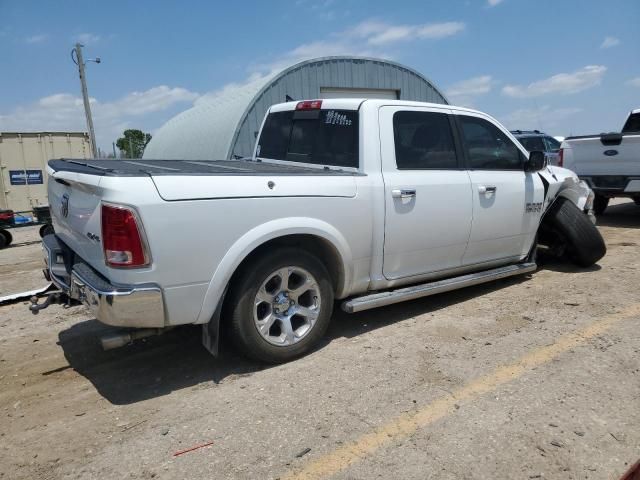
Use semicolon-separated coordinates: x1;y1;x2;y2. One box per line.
34;99;605;363
560;108;640;214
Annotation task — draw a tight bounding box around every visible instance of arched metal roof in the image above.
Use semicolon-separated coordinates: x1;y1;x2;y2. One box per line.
143;56;448;160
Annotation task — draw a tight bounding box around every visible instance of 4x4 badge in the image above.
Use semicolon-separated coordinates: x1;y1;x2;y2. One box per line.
61;194;69;218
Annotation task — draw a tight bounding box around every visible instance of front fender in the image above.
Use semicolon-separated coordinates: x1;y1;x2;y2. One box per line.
195;217;354;325
540;166;593;212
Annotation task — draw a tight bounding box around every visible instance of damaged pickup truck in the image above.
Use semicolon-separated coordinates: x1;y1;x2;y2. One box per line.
33;99;606;363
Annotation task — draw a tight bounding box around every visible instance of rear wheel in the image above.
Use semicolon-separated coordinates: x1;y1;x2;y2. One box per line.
593;195;609;215
0;231;7;249
0;229;12;248
227;248;334;363
547;197;606;267
39;224;54;238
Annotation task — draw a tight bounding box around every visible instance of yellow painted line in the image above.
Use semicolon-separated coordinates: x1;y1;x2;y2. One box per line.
283;303;640;480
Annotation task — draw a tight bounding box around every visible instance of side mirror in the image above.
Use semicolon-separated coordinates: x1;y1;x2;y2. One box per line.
525;150;547;172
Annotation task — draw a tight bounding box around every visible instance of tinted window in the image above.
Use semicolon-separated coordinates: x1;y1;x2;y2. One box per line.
517;136;545;152
622;112;640;133
459;116;523;170
544;136;561;151
257;109;359;168
393;111;458;169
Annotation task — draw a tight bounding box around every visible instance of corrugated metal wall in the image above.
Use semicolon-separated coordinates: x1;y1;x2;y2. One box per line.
144;57;448;161
0;132;90;211
231;57;447;158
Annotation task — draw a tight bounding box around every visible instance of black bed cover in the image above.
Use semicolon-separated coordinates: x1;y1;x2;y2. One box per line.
48;158;360;177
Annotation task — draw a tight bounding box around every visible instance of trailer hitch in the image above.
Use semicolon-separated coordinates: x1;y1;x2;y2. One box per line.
29;292;75;314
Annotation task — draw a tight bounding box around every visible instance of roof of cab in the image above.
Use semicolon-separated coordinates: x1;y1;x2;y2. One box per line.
269;98;484;116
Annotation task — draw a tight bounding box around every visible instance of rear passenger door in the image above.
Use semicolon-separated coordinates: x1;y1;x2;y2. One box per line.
380;106;473;280
456;114;544;266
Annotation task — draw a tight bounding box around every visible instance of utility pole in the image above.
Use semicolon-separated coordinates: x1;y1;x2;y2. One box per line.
72;43;99;158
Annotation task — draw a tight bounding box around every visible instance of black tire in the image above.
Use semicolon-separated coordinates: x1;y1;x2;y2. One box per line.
633;197;640;206
39;224;54;238
547;197;606;267
227;248;334;363
0;229;12;247
0;231;6;249
593;195;609;215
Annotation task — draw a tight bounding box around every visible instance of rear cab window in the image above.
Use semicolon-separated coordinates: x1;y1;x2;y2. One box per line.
622;112;640;133
257;108;359;168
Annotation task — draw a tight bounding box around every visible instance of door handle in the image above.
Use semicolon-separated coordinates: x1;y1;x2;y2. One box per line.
478;185;497;194
391;189;417;199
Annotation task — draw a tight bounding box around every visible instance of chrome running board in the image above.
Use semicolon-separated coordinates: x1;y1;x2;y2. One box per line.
342;262;537;313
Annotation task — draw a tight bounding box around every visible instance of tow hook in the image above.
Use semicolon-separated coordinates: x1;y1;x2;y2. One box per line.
29;292;72;314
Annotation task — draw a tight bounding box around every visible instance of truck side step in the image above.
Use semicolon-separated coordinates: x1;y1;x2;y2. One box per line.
342;262;537;313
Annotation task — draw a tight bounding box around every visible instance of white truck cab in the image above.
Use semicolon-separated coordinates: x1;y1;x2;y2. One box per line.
36;99;604;363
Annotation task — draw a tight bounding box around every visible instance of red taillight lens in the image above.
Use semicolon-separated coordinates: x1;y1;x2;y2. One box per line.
558;148;564;167
296;100;322;110
101;204;148;268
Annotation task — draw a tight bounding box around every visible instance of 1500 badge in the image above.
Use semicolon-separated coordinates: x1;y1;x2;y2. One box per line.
526;202;543;213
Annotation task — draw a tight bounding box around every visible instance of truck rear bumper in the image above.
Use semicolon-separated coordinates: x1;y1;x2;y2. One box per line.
43;235;165;328
580;176;640;196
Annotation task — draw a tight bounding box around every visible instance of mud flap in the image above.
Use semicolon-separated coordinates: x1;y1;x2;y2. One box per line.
202;297;224;357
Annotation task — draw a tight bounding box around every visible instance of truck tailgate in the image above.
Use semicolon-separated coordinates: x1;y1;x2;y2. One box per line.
48;170;106;267
565;134;640;175
47;168;159;271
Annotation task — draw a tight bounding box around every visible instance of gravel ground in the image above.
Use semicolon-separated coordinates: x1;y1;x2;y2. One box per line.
0;199;638;480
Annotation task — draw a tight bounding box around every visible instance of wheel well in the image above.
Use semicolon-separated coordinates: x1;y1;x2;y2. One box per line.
227;234;344;298
216;235;344;335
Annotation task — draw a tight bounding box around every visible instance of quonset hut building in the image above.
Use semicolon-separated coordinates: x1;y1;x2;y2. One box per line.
143;56;448;160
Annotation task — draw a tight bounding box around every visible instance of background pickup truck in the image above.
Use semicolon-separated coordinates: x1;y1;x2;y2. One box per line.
36;99;605;363
560;108;640;214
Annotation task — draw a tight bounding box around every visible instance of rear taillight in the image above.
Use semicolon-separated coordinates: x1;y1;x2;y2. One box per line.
296;100;322;110
101;204;149;268
558;148;564;167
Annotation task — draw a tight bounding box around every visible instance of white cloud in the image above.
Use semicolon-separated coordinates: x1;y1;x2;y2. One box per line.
0;86;200;150
626;77;640;88
251;18;464;75
487;0;505;6
600;36;620;49
502;65;606;98
25;34;48;44
499;105;583;132
349;20;465;45
76;33;101;44
446;75;494;105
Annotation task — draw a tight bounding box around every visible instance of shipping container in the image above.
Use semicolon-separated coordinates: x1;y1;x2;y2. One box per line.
0;132;90;212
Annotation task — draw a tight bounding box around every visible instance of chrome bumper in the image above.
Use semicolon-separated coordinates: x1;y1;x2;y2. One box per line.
42;235;165;328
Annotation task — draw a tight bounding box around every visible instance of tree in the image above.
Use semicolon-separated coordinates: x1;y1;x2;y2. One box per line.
116;129;152;158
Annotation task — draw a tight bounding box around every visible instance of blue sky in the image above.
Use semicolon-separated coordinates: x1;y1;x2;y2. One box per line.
1;0;638;151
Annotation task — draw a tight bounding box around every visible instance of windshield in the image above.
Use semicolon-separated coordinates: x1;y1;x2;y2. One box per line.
516;136;545;152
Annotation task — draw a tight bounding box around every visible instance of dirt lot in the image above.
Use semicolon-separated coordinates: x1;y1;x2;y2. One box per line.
1;200;639;480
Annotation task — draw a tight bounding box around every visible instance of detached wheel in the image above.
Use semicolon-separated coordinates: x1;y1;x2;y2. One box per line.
593;195;609;215
548;197;606;267
227;248;334;363
0;229;12;248
39;224;54;238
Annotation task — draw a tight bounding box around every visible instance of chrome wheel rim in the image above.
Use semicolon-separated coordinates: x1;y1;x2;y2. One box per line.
253;266;322;346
